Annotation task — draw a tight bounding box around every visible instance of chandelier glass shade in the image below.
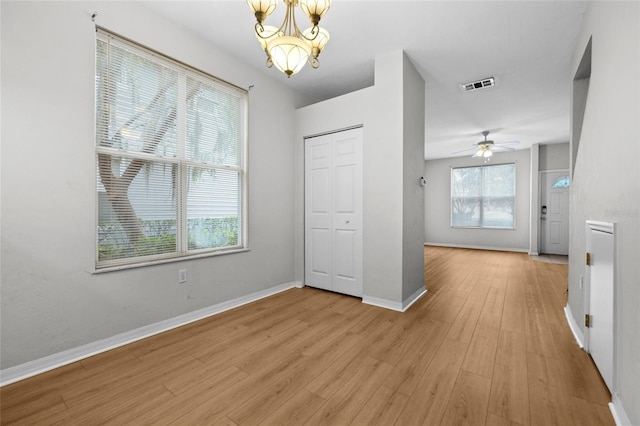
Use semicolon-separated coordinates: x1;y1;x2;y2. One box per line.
255;25;283;50
302;27;329;67
268;36;312;76
299;0;331;26
247;0;331;77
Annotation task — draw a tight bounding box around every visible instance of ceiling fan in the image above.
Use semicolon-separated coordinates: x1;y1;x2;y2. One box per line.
452;131;520;159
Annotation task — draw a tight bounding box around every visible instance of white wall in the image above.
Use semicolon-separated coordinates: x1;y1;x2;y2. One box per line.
295;51;425;307
529;144;540;255
539;142;570;171
424;149;531;251
568;2;640;424
0;1;304;370
294;89;376;289
402;54;426;301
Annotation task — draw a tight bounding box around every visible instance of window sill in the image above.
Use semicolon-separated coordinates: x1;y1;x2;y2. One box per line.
92;248;250;274
450;226;516;230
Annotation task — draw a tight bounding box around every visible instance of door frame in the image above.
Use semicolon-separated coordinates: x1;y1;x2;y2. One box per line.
584;220;616;394
303;125;364;297
538;169;570;254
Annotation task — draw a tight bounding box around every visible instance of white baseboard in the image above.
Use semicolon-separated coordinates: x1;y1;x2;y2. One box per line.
362;295;404;312
362;287;427;313
403;287;427;311
0;281;302;387
424;242;529;253
610;393;633;426
565;306;634;426
564;303;584;348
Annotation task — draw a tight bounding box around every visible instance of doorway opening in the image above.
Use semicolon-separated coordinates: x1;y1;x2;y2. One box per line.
539;169;570;255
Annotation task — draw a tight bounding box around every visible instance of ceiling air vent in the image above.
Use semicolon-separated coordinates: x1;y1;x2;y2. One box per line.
461;77;495;92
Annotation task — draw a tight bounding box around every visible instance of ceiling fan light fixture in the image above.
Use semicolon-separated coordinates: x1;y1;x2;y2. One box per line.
452;131;519;159
474;146;492;158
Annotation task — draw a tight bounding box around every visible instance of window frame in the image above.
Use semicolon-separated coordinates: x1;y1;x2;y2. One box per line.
94;29;249;272
450;162;516;230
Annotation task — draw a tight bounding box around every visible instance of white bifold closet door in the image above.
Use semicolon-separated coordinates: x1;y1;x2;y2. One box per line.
304;127;363;297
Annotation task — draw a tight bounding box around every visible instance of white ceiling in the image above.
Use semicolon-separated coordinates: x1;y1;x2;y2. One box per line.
142;0;587;159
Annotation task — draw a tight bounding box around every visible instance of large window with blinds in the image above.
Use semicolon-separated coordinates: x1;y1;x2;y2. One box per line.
451;163;516;229
95;30;247;269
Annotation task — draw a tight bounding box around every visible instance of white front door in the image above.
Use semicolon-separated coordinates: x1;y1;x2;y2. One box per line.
305;127;363;297
585;221;615;394
540;170;570;255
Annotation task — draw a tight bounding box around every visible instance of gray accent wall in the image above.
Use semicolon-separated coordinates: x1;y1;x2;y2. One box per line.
1;1;305;369
568;2;640;423
402;54;427;301
424;149;531;252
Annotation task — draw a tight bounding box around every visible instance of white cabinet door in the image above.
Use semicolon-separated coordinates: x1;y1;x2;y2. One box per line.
305;128;363;297
586;221;615;394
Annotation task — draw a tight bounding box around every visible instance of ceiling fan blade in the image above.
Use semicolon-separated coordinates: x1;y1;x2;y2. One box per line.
451;146;477;155
495;140;520;147
471;150;482;158
451;139;519;156
491;146;515;152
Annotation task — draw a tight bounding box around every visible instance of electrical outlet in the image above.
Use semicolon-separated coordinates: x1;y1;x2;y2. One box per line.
179;269;187;283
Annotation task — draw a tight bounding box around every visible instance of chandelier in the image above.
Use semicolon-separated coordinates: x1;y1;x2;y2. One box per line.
247;0;331;77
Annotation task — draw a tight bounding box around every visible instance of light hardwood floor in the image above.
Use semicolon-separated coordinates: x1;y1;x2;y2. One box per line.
1;247;614;425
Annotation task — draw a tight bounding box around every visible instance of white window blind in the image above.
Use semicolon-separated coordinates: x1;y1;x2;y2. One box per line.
95;30;247;269
451;163;515;229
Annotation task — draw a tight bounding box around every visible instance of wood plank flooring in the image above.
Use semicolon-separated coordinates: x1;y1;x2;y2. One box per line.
0;247;614;425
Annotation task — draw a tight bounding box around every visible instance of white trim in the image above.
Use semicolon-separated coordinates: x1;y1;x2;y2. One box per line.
424;242;529;253
303;124;364;140
93;248;251;274
529;144;539;257
586;220;615;234
403;287;427;311
362;287;427;313
609;393;633;426
362;296;404;312
0;281;301;387
564;303;584;348
528;251;539;256
540;168;572;174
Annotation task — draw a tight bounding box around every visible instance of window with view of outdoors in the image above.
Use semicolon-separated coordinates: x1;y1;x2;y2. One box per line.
95;30;247;269
451;163;515;229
